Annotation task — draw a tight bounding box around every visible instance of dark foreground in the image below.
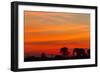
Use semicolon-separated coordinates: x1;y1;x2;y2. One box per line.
24;47;90;62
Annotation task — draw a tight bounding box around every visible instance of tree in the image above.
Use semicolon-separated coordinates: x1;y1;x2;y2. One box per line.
87;49;90;58
41;53;47;59
73;48;86;58
60;47;68;58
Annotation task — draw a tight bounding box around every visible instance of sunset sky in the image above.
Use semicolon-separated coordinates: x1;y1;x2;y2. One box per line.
24;11;90;57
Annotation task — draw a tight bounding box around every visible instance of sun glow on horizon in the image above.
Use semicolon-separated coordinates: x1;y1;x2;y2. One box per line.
24;11;90;57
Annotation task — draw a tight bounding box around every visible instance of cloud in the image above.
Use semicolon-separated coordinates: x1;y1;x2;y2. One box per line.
24;11;90;26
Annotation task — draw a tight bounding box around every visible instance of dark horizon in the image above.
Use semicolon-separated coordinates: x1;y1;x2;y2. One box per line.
24;11;90;60
24;47;90;62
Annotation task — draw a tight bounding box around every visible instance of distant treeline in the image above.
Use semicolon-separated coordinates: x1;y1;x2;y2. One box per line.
24;47;90;62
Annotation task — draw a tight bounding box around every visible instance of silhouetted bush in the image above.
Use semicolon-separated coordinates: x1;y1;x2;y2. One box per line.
24;47;90;62
60;47;68;58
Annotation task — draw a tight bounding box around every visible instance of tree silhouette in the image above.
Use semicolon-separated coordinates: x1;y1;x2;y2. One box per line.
60;47;68;58
41;53;47;59
73;48;86;58
73;48;79;58
80;48;86;58
24;47;90;62
87;49;90;58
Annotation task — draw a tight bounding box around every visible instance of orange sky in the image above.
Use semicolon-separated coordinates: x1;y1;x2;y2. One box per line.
24;11;90;57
